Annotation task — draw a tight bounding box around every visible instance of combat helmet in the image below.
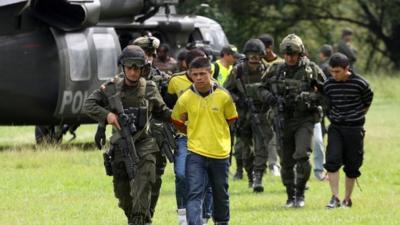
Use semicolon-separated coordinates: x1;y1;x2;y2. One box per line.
132;36;160;55
243;38;266;56
279;34;305;55
118;45;146;68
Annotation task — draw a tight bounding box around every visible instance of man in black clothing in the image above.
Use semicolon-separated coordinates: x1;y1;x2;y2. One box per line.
323;53;374;208
336;28;357;70
319;44;333;77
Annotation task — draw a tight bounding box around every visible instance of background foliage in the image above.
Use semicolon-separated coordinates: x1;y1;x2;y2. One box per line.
178;0;400;72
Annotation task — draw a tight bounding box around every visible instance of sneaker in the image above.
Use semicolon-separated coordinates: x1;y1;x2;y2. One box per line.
177;208;187;225
342;198;352;208
295;196;305;208
270;165;281;177
314;171;326;181
326;195;341;208
285;198;296;208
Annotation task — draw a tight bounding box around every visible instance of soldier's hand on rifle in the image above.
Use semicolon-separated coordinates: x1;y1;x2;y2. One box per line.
95;125;106;150
107;112;121;130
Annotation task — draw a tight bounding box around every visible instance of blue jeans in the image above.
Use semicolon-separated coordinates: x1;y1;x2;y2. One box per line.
174;136;188;209
313;122;325;173
186;151;229;225
203;185;213;219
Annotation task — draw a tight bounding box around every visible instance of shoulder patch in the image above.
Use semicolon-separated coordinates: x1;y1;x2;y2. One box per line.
100;80;114;92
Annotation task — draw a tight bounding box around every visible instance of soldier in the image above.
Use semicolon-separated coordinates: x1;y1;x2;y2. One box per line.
224;38;274;192
131;35;175;223
258;34;284;176
259;34;326;207
259;34;285;67
336;28;357;70
83;45;171;225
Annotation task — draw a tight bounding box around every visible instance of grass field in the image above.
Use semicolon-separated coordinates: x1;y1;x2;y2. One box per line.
1;75;400;225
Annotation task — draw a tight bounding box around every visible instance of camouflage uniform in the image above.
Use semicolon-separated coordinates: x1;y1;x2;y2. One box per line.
224;39;274;192
259;34;326;207
143;64;173;222
132;36;175;223
84;45;171;224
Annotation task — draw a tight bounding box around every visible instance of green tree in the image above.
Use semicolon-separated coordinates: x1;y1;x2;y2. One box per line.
178;0;400;72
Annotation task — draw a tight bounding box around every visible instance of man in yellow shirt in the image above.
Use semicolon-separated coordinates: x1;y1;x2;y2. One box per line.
166;49;213;225
212;45;241;86
172;57;238;225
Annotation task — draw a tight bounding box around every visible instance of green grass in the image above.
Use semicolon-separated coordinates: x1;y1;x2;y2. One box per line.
1;76;400;225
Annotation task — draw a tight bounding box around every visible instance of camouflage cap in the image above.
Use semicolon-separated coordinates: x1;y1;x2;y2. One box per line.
279;33;305;55
221;44;241;58
132;36;160;54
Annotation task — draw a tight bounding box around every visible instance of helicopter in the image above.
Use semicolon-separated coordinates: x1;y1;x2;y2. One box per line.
0;0;229;143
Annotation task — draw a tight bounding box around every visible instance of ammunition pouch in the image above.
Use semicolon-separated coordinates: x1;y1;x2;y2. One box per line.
123;106;148;131
103;146;114;176
295;92;323;122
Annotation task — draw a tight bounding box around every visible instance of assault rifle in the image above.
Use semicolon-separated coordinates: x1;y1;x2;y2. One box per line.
235;78;270;148
108;93;140;181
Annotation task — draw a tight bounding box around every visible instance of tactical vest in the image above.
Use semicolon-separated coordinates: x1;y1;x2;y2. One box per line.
102;76;154;143
235;62;268;104
273;59;321;119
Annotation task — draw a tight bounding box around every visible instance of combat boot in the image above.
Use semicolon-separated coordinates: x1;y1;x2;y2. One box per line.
233;158;243;180
284;186;296;208
252;171;264;193
247;171;253;188
295;187;305;208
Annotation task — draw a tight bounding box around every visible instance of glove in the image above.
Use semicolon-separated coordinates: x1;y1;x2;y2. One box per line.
95;126;106;150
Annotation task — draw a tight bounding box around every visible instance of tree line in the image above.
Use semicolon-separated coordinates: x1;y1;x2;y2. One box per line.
179;0;400;73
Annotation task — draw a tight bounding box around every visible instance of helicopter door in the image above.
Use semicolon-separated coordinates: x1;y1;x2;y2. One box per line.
51;27;121;122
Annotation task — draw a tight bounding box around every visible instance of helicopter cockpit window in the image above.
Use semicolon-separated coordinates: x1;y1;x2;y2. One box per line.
199;26;228;50
93;33;118;80
65;33;91;81
188;28;203;43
